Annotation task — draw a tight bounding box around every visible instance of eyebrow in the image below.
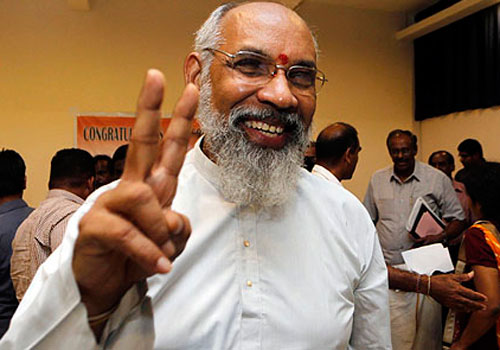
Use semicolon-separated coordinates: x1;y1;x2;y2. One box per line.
236;46;317;68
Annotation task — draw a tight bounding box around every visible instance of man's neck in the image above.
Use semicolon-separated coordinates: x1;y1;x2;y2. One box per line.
317;161;343;182
0;193;22;206
394;166;415;183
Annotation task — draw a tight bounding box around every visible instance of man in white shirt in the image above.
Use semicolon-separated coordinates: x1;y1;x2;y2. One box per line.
312;122;361;186
2;2;391;349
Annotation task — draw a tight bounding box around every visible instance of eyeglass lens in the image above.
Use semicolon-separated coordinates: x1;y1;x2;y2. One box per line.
228;52;325;95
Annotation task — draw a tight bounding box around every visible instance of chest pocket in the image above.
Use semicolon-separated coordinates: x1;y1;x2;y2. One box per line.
377;197;397;220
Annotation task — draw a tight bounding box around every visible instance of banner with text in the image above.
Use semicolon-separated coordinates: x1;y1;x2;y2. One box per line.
76;115;201;156
76;115;171;156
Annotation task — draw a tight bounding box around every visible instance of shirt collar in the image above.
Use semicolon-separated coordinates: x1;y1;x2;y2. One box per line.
311;164;342;186
191;136;221;188
390;161;422;184
0;198;29;215
46;189;85;204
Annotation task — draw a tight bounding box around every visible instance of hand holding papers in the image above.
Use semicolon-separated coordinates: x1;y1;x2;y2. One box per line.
406;197;445;239
402;243;454;275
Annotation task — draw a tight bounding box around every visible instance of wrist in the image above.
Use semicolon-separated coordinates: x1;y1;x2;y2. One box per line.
415;274;431;294
78;283;126;317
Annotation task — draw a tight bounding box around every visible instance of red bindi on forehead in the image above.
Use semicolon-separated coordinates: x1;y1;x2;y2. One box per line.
277;53;289;65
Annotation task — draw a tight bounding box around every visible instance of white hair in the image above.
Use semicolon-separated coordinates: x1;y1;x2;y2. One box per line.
194;2;240;84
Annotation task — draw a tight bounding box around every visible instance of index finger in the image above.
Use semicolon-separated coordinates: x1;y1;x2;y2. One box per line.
457;284;488;302
122;69;165;182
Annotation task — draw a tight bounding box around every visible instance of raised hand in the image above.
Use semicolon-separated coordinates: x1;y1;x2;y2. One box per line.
72;69;199;323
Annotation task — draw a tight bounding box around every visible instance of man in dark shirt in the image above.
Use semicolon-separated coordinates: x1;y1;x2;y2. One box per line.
0;149;33;338
455;139;486;182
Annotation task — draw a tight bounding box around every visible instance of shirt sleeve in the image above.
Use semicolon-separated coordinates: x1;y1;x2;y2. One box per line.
50;213;75;252
464;227;497;268
349;209;391;349
363;179;378;223
439;175;465;222
10;220;32;302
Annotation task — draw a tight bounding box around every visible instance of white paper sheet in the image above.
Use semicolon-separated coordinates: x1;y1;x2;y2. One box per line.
401;243;454;275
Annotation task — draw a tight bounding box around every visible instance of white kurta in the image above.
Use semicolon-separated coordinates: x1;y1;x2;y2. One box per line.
2;144;391;349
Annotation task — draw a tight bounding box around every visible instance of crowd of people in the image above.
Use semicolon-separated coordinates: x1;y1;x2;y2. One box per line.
0;2;498;349
310;124;498;350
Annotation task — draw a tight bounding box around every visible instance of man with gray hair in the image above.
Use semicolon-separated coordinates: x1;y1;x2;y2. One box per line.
2;2;391;349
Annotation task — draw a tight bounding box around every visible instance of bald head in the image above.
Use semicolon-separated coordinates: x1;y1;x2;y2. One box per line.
194;2;318;66
316;123;359;165
315;123;360;181
221;2;317;55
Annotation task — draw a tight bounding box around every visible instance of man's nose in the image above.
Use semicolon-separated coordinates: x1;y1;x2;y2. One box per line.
256;71;299;110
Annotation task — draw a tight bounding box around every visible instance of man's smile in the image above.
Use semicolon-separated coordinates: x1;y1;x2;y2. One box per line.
243;120;284;136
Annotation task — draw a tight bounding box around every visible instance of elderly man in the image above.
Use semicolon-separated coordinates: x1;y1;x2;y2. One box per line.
312;122;361;186
364;130;486;350
2;3;391;349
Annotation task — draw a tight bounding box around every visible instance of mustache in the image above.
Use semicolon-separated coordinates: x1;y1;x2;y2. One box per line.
228;106;305;135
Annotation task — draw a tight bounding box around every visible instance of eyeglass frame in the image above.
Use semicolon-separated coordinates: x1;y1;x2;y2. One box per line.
203;47;328;95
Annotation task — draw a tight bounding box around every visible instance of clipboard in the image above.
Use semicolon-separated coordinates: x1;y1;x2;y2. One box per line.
406;197;445;239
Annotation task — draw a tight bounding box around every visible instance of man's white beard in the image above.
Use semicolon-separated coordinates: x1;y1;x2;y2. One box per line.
197;80;310;209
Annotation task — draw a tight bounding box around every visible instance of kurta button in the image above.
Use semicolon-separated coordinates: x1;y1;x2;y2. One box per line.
243;240;250;247
246;280;253;287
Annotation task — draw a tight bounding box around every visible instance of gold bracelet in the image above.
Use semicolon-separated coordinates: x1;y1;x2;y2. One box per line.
88;304;119;327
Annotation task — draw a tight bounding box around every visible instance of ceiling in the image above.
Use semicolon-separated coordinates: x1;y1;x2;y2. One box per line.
67;0;440;16
300;0;439;13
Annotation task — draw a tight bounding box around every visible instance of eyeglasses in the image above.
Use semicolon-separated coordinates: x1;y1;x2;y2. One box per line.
203;48;327;96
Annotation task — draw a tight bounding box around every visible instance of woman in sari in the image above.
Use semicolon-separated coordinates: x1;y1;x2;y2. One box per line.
451;162;500;350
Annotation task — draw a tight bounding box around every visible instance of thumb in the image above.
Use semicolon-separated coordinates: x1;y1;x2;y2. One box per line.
456;271;474;282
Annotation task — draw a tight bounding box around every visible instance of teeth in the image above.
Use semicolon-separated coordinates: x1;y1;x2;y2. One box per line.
244;120;284;135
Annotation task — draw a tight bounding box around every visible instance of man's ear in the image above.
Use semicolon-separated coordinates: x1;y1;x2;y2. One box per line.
344;147;353;164
184;52;202;89
88;176;95;192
